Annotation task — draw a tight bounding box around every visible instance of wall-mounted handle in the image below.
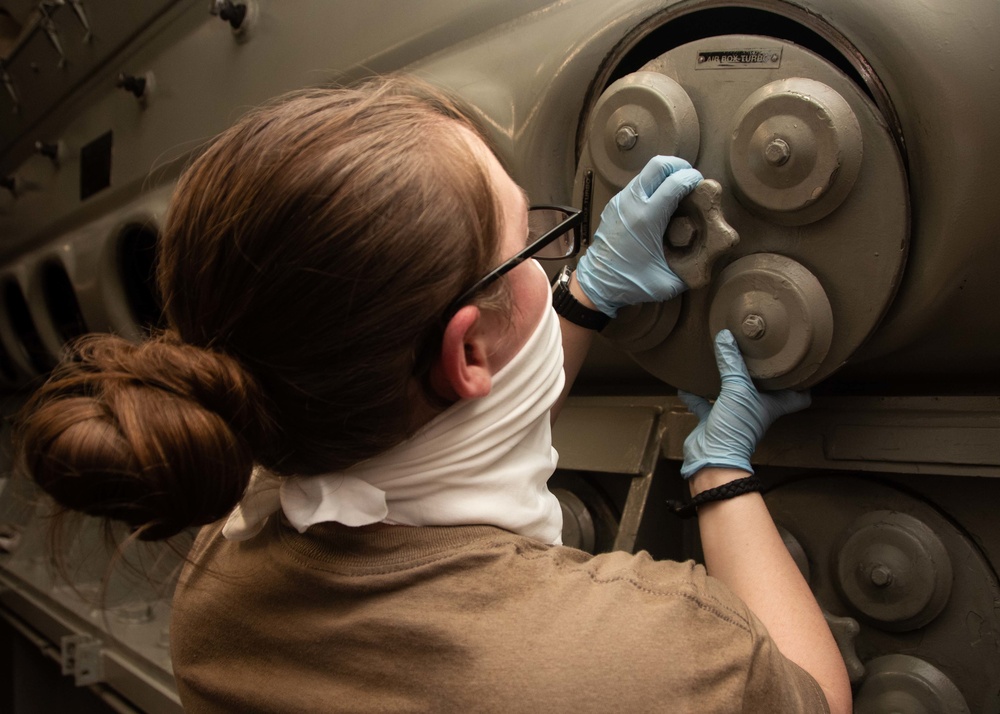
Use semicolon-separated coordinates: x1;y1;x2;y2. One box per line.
214;1;248;30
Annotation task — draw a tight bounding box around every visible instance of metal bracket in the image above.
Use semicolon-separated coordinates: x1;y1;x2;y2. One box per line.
551;397;674;553
60;633;103;686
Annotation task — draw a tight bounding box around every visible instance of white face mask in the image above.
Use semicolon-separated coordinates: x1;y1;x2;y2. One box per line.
224;279;566;545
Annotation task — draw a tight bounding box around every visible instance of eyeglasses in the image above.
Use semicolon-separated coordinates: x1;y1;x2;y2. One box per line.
444;205;583;318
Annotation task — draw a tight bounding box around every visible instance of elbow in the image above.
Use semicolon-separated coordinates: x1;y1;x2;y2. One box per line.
823;675;853;714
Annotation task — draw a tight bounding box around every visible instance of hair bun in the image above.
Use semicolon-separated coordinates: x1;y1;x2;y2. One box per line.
18;333;272;540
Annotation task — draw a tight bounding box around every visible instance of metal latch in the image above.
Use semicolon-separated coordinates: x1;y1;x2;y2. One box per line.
61;633;103;686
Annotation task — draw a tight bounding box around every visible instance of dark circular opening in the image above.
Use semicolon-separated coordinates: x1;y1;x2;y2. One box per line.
41;260;88;344
586;4;906;169
117;224;164;333
3;278;55;374
606;7;869;96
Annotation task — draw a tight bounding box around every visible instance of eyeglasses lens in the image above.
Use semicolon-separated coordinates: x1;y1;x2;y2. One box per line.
528;209;575;260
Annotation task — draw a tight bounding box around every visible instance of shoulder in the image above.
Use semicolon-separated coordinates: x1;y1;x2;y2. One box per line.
505;534;757;634
463;534;828;711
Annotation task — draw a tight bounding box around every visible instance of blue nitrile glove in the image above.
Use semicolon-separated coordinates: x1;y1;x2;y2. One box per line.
576;155;703;317
678;329;811;479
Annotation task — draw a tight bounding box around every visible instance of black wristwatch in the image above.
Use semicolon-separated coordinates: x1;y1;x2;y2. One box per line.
551;266;611;331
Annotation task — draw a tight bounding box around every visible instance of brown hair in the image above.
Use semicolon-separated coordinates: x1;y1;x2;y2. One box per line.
17;76;507;540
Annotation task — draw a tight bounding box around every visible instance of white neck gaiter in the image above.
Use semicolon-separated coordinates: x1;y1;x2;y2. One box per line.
223;284;566;545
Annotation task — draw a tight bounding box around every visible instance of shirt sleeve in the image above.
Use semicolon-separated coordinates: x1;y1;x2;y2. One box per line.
741;608;831;713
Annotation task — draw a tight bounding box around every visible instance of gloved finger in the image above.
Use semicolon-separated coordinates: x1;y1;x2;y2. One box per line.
765;389;812;417
634;155;694;198
648;168;703;222
712;329;753;382
678;390;712;421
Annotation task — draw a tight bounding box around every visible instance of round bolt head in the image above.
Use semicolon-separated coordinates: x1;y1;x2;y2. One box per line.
666;216;697;248
741;313;767;339
870;564;894;587
764;137;791;166
615;125;638;151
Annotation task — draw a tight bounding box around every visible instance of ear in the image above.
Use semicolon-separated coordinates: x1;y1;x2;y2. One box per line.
428;305;495;401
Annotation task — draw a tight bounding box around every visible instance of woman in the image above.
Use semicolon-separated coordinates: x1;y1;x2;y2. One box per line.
18;76;849;713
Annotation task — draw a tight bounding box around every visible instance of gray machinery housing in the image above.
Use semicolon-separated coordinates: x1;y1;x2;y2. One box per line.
0;1;997;712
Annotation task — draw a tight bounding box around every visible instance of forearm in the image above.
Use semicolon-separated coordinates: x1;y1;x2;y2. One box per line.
558;156;700;420
552;271;596;422
690;468;852;714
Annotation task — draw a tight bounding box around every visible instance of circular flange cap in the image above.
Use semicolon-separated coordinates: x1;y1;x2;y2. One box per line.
835;511;953;631
708;253;833;389
855;654;970;714
589;71;700;188
602;299;681;353
551;488;596;553
728;77;863;225
573;35;909;395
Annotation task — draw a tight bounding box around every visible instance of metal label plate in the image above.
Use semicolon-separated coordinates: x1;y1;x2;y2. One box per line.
696;48;782;69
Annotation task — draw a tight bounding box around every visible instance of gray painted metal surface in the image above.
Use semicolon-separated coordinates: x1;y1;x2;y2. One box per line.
0;1;998;711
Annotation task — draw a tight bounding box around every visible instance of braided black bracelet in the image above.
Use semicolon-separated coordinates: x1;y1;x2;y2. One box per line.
666;475;763;519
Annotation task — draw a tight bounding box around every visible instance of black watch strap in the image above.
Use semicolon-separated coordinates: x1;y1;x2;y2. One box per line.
551;266;610;331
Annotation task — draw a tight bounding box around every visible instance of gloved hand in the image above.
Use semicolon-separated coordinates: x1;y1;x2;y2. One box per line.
576;155;703;317
679;329;811;479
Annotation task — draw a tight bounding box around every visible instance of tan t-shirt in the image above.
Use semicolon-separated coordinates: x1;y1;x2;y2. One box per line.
172;520;828;713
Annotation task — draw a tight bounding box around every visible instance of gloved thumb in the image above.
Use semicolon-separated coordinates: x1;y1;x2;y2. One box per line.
650;167;703;220
678;390;712;422
712;329;752;382
767;388;813;417
635;155;694;198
